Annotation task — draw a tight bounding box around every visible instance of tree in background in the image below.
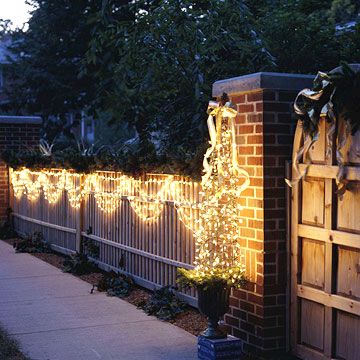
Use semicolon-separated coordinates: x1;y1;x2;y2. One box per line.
329;0;360;23
3;0;101;142
245;0;360;74
2;0;360;175
85;0;274;174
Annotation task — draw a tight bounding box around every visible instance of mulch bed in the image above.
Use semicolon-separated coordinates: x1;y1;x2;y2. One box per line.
170;310;208;336
1;238;207;336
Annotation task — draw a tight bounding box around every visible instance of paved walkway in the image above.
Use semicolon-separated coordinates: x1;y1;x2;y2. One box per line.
0;241;197;360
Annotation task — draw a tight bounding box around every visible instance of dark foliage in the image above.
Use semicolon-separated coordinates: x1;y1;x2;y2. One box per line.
14;232;52;253
1;149;52;171
1;141;205;178
142;286;187;321
85;0;274;174
329;63;360;135
2;0;360;176
95;271;134;298
249;0;360;74
63;253;98;275
4;0;101;119
83;238;100;259
0;208;17;240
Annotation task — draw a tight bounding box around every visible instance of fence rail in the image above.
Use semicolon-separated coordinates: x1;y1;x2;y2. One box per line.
10;169;201;306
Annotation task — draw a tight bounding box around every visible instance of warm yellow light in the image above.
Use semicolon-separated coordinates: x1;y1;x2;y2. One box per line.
10;168;200;229
191;105;249;282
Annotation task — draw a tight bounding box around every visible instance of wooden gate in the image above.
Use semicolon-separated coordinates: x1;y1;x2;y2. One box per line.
291;118;360;360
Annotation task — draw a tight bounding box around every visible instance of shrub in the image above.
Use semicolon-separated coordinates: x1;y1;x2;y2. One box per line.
83;238;100;259
63;253;98;275
96;271;134;298
0;208;17;240
14;232;51;253
142;286;187;321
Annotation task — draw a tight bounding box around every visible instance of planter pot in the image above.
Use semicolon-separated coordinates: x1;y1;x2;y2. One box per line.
197;284;230;339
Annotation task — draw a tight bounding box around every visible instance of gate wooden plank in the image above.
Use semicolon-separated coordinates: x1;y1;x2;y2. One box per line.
338;184;360;233
301;239;325;289
300;299;324;350
336;311;360;360
291;121;303;351
298;164;360;180
323;177;334;357
297;285;360;317
337;247;360;300
301;178;325;226
298;224;360;248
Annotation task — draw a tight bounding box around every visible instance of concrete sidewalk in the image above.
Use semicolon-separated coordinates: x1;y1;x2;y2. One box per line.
0;241;197;360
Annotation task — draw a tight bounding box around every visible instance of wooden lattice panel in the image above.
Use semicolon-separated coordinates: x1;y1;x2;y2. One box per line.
291;118;360;360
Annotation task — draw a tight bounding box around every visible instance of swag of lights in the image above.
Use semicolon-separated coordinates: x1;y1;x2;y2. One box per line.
10;168;201;230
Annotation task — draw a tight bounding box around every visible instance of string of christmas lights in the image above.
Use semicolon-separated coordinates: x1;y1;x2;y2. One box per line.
10;168;200;228
191;101;250;284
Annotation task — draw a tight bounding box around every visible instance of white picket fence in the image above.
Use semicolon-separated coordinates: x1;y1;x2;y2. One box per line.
11;169;201;305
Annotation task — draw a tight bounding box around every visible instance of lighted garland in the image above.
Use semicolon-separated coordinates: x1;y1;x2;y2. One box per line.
178;97;249;288
10;168;200;228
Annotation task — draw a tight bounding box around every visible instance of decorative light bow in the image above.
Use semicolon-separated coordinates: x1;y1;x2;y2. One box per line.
203;96;250;195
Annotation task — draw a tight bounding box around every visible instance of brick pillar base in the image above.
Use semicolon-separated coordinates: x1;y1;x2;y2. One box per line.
213;73;313;358
0;116;42;223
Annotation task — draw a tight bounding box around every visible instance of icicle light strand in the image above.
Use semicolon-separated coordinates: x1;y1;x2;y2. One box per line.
10;168;200;229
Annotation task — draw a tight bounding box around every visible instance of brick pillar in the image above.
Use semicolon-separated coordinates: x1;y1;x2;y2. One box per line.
213;73;313;357
0;116;42;223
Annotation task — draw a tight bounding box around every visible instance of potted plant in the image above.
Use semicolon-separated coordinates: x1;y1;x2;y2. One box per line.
178;267;245;339
177;94;248;339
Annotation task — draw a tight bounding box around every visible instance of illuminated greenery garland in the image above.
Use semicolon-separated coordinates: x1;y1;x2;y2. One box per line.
177;95;247;289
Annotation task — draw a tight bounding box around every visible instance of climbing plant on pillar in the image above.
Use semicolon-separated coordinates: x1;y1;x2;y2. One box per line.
177;93;248;339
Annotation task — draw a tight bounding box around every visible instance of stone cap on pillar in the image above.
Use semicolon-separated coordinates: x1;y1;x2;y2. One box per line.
0;115;42;125
212;72;314;97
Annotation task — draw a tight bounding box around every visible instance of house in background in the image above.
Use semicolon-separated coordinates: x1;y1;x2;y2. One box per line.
66;111;95;145
0;36;96;144
0;36;132;148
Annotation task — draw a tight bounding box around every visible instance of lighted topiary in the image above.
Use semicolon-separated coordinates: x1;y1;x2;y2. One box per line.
177;94;248;338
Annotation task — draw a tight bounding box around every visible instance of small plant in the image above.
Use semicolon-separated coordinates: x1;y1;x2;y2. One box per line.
14;232;51;253
63;253;98;275
95;271;134;298
142;286;187;321
0;208;17;240
83;238;100;259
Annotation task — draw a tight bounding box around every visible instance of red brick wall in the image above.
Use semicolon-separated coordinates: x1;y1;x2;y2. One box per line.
219;88;300;357
0;121;41;223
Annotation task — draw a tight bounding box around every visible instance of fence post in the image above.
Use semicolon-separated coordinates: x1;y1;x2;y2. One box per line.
75;174;84;253
212;73;314;357
0;116;42;224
